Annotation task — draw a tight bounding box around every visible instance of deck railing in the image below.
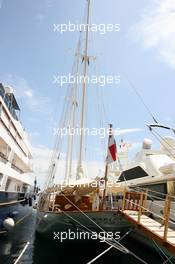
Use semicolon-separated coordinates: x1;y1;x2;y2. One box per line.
121;188;175;243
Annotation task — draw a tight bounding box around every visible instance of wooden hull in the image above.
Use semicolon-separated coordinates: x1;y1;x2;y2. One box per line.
36;210;131;240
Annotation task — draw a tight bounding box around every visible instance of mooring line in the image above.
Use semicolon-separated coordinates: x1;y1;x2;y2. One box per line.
0;230;7;234
15;212;32;226
14;241;30;264
87;245;113;264
86;230;132;264
13;212;35;263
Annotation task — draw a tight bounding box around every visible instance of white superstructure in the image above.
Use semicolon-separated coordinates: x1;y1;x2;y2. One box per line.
118;137;175;192
0;83;33;193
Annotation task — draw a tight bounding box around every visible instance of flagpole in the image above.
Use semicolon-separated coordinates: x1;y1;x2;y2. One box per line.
100;124;113;210
100;164;108;210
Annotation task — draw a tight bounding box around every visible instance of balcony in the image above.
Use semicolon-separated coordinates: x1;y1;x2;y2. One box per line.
0;151;8;164
11;163;24;174
0;83;20;121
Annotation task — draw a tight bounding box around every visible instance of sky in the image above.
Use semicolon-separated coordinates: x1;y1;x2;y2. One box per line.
0;0;175;187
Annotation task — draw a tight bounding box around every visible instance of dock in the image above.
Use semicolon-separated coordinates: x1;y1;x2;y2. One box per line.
119;189;175;255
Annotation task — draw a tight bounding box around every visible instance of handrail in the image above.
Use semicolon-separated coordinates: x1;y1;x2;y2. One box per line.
138;193;144;224
132;186;175;200
128;189;175;216
0;152;8;162
121;190;175;242
163;195;171;241
0;199;25;207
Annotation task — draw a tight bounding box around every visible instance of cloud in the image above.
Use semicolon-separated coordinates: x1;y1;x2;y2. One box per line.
24;89;33;98
35;14;45;22
0;0;3;9
32;146;51;171
47;0;56;8
1;75;48;112
115;128;144;136
131;0;175;69
28;146;49;188
31;146;104;189
131;142;142;150
2;74;34;101
34;13;45;26
28;131;40;140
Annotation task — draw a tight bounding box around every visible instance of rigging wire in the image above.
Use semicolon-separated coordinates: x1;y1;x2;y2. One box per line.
86;229;133;264
123;72;175;162
61;208;128;253
59;191;134;252
123;72;158;124
134;186;175;201
151;127;175;153
44;0;94;188
152;239;174;264
162;256;175;264
59;189;172;262
75;1;109;175
44;33;83;189
90;6;112;172
150;129;175;160
61;208;148;264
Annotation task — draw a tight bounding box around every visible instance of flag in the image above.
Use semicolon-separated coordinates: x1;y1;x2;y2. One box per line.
119;138;132;152
106;132;117;164
119;138;125;149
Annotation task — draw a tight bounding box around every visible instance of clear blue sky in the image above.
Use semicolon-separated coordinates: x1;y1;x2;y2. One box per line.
0;0;174;185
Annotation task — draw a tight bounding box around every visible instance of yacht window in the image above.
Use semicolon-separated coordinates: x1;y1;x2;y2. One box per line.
22;185;28;193
17;185;21;192
5;179;11;191
0;173;3;186
118;166;148;182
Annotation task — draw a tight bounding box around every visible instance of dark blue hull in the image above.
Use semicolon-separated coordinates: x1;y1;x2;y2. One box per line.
0;191;33;233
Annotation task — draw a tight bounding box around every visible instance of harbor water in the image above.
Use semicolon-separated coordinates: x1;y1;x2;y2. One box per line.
0;209;172;264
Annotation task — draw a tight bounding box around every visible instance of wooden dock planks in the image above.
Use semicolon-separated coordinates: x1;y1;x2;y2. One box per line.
121;210;175;254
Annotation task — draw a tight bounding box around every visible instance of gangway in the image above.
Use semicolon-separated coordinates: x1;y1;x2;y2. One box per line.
120;189;175;255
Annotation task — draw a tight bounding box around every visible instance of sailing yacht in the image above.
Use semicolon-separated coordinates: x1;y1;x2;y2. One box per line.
36;0;130;239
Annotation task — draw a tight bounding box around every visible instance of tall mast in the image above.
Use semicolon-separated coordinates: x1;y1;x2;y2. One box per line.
67;38;81;183
64;110;72;184
64;74;79;184
76;0;91;180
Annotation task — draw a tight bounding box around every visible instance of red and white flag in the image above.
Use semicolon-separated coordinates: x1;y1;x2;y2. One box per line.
106;132;117;164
